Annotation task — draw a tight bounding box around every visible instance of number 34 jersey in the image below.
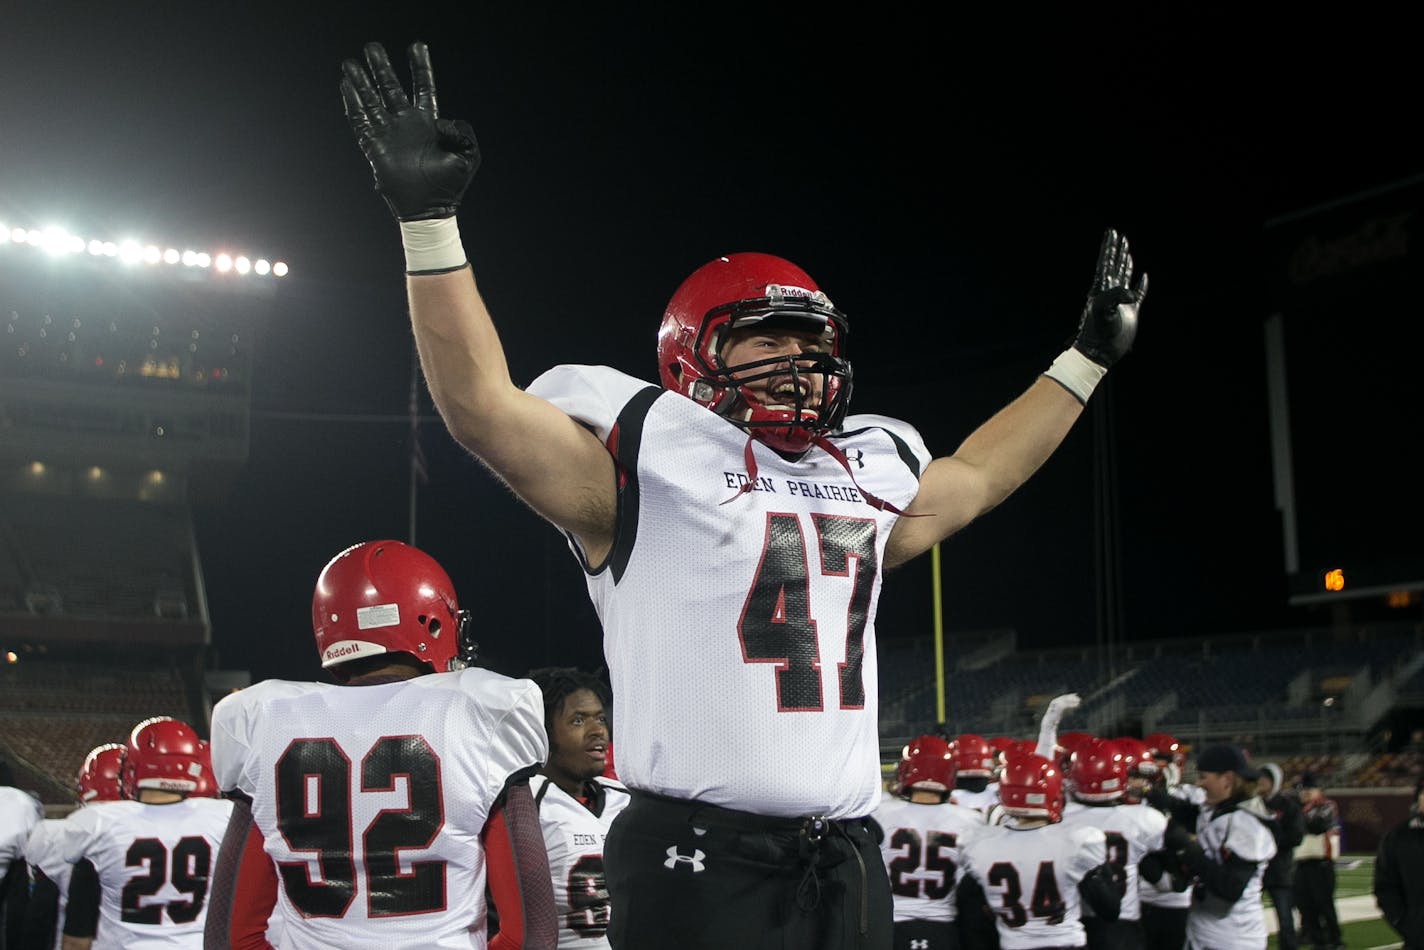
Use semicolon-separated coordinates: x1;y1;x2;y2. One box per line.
959;821;1108;950
530;365;931;819
209;669;546;949
60;797;234;949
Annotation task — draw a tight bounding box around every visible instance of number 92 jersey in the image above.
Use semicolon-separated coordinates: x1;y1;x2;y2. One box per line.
530;365;930;819
209;668;546;949
60;797;234;949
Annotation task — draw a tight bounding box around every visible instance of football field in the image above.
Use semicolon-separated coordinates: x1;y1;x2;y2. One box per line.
1265;856;1399;949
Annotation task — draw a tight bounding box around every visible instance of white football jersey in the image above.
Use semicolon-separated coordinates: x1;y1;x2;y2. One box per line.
209;670;546;950
531;774;631;948
0;785;43;877
1185;805;1275;950
952;782;1000;817
529;365;930;819
59;797;233;950
960;820;1106;950
873;793;984;922
26;817;76;950
1060;799;1167;921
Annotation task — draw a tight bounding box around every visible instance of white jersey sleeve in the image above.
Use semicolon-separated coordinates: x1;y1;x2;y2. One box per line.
211;679;333;797
838;413;933;472
527;364;660;442
25;818;72;892
1186;806;1276;949
1;786;43;877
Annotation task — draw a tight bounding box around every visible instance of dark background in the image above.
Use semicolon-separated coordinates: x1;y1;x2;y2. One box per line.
2;7;1419;683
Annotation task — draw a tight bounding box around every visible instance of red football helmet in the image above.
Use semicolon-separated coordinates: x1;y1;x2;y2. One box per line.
1144;732;1185;767
998;752;1064;822
657;252;853;453
312;540;475;677
895;734;957;797
1112;737;1158;778
76;744;126;804
950;734;997;778
123;717;209;798
1070;739;1128;803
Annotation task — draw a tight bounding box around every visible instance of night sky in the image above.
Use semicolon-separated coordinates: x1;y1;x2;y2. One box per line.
3;8;1419;684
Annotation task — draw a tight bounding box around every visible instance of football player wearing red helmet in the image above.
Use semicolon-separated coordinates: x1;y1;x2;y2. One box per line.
22;743;130;948
873;735;992;950
949;734;1001;818
1061;739;1168;948
57;718;232;950
960;752;1124;949
342;37;1145;950
206;540;553;950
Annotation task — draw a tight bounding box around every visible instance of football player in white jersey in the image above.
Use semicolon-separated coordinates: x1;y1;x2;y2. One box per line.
2;765;44;949
1149;745;1275;950
58;717;232;950
339;38;1146;950
1059;739;1167;949
205;540;555;950
22;745;126;950
960;752;1123;950
526;667;630;949
947;736;1000;819
873;735;994;950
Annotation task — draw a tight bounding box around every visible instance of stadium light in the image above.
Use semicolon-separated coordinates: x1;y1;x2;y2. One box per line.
0;216;290;279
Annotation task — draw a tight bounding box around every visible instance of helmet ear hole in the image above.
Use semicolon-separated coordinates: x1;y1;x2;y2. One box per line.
427;617;441;637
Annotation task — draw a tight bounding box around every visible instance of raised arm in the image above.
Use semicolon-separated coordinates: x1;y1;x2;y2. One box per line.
885;229;1146;568
341;42;616;562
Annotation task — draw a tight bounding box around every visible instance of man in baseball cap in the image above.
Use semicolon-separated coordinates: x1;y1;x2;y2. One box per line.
1195;744;1262;782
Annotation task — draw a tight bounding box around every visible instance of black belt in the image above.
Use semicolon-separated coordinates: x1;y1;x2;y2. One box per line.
627;790;872;935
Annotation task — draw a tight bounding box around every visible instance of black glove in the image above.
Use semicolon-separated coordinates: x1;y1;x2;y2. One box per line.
1071;228;1147;368
340;41;480;221
1162;821;1192;853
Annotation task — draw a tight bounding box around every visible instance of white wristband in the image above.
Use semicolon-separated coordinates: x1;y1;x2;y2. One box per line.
1042;347;1107;404
399;217;467;274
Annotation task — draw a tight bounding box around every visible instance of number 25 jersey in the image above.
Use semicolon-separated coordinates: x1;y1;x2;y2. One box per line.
530;365;931;819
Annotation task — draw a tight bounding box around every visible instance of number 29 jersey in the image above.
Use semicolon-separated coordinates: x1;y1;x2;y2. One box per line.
529;365;930;819
959;821;1108;950
60;797;234;949
209;669;546;950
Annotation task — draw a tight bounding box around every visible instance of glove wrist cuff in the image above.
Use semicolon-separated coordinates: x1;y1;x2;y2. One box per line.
1043;347;1107;404
400;217;467;275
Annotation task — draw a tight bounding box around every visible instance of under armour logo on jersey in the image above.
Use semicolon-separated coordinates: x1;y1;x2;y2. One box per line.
910;941;929;950
846;448;865;469
664;846;706;872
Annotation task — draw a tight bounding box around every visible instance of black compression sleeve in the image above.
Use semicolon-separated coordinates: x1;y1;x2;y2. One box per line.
61;860;100;938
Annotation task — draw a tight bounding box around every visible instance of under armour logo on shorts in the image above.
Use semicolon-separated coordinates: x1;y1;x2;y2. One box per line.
664;846;706;872
910;940;929;949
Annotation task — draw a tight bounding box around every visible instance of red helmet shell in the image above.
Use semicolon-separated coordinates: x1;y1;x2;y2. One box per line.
1070;739;1128;802
76;744;126;804
896;734;957;797
123;717;208;798
951;734;997;778
656;252;852;453
1112;737;1158;778
999;752;1065;822
312;540;471;676
1144;732;1184;767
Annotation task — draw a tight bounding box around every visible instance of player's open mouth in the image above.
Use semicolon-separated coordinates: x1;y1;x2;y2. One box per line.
763;378;812;411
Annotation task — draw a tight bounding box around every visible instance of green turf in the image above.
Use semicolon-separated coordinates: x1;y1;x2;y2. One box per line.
1267;915;1399;949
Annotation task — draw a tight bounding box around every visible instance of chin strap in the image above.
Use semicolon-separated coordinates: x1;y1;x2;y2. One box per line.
720;434;923;518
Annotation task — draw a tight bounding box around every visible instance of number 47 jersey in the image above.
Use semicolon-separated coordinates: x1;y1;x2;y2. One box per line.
210;669;546;950
530;365;931;819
